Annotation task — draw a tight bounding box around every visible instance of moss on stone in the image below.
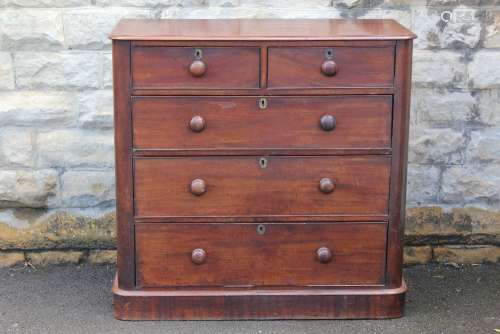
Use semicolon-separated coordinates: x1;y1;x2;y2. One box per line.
405;206;500;245
0;209;116;250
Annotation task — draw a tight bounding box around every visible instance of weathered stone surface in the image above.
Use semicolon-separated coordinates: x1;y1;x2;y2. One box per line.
0;10;64;50
27;250;84;266
14;52;101;90
411;88;477;126
468;50;500;89
405;206;500;245
331;0;363;9
0;209;116;250
87;250;116;265
77;90;113;129
161;6;271;18
412;51;466;88
406;164;441;205
240;0;331;6
359;9;411;29
441;165;500;204
427;0;500;5
161;6;341;19
59;171;115;208
467;129;500;164
0;251;24;268
95;0;174;6
412;6;481;49
433;245;500;264
103;52;112;89
0;0;89;6
0;53;14;90
63;8;151;49
408;128;466;164
0;129;34;168
403;246;432;265
0;1;497;265
381;0;426;6
0;91;76;127
484;9;500;48
0;170;57;208
406;207;454;241
477;90;500;126
37;129;114;168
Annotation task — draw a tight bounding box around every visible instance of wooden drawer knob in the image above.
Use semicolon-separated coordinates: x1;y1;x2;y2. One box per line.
321;60;338;76
189;115;206;132
319;178;335;194
191;248;207;265
189;60;207;77
320;114;336;131
190;178;206;196
316;247;332;263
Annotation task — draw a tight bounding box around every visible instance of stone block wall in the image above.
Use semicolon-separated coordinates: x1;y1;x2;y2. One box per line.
0;0;499;266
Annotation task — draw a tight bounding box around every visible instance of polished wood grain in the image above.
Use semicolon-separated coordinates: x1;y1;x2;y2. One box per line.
113;276;406;320
131;87;395;96
112;40;135;289
132;46;260;89
387;39;413;288
268;47;394;88
111;19;415;320
134;156;391;218
132;96;392;151
135;223;387;288
110;19;416;41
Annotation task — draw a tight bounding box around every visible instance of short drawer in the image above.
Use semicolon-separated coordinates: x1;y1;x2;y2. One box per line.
135;222;387;288
134;156;390;217
132;96;392;152
268;46;394;88
132;46;260;89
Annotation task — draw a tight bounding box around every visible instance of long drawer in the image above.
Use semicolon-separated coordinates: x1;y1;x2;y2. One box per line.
135;222;387;288
133;156;390;218
132;96;392;152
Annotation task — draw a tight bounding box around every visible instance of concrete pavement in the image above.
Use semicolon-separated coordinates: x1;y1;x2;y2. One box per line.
0;264;499;334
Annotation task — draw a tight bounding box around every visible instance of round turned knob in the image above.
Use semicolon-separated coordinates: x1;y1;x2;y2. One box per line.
190;178;206;196
320;114;336;131
321;60;338;77
316;247;332;263
319;178;336;194
189;60;207;77
189;115;206;132
191;248;207;265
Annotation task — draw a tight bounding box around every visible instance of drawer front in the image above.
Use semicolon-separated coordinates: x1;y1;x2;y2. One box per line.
268;47;394;88
135;223;387;288
132;46;260;89
134;156;390;217
133;96;392;151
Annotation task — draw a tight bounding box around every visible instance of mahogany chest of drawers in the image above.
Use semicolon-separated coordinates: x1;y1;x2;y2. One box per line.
110;19;415;320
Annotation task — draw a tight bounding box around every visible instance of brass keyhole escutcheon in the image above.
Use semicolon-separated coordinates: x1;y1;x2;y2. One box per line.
194;48;203;59
257;224;266;235
259;157;268;168
325;48;334;59
259;97;268;110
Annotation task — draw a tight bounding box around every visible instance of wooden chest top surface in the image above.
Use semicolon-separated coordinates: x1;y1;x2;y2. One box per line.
110;19;416;41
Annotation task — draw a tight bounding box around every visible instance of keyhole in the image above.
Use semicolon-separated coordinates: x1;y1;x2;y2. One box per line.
257;224;266;235
259;97;268;110
194;48;203;59
259;157;268;168
325;48;334;59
